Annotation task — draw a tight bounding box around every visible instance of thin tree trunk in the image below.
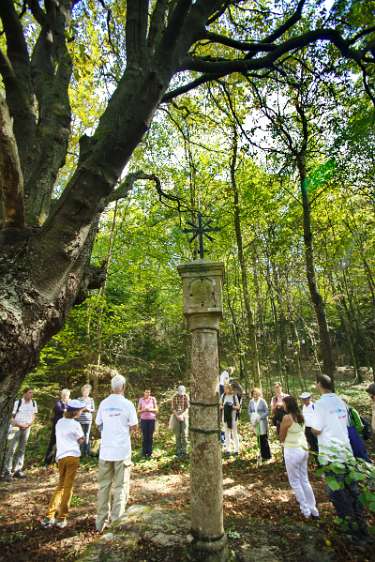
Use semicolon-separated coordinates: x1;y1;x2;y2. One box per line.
298;156;335;378
229;133;261;387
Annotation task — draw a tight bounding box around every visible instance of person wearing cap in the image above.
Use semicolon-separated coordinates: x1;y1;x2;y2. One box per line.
299;392;319;461
41;399;86;529
95;372;138;533
366;383;375;437
171;385;189;458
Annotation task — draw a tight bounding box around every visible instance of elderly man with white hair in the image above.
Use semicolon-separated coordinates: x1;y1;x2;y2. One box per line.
170;384;189;458
95;372;138;533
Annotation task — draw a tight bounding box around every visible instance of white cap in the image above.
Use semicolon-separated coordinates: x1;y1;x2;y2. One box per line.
177;385;186;395
299;392;312;400
67;399;86;410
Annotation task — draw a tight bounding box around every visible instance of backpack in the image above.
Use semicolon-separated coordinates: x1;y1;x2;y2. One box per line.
360;416;372;441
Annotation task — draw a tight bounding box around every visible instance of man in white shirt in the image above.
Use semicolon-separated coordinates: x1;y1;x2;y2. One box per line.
95;372;138;532
2;388;38;481
299;392;319;459
312;375;368;544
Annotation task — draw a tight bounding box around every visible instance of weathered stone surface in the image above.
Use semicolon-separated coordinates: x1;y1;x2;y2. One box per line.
78;504;192;562
238;546;281;562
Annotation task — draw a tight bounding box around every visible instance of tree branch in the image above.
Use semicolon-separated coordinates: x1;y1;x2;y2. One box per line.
181;29;361;74
262;0;307;44
162;72;222;102
0;0;30;75
147;0;168;52
126;0;149;69
201;31;276;53
0;96;25;229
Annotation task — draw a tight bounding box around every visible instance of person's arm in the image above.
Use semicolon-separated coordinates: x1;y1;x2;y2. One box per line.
95;404;103;432
171;395;178;415
233;396;240;411
279;414;292;443
11;401;26;428
89;399;96;413
258;400;269;420
76;422;85;444
129;403;139;436
248;400;254;417
183;396;190;412
137;399;144;415
270;397;276;414
311;405;323;435
148;398;158;413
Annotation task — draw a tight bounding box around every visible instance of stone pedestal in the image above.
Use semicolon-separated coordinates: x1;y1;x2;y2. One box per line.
178;260;227;562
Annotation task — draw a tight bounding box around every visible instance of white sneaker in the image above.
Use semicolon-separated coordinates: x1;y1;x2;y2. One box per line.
311;508;319;518
55;519;67;528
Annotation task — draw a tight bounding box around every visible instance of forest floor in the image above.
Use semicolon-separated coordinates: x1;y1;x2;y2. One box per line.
0;381;374;562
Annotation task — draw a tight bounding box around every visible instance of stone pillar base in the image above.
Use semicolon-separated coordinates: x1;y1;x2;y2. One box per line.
190;533;229;562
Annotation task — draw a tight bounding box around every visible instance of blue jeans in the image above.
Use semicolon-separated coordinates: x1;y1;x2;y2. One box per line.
80;423;91;456
141;419;155;457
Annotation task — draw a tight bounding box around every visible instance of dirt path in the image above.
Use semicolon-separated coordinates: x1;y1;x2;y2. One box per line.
0;452;374;562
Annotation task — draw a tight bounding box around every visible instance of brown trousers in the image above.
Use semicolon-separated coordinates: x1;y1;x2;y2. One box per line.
47;456;79;520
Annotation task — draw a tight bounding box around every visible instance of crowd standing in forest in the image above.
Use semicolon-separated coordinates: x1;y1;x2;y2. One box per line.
1;369;374;545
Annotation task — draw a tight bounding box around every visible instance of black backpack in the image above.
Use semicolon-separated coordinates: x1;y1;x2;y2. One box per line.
360;416;372;441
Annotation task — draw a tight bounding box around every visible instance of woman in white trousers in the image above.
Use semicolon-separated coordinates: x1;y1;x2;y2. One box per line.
279;395;319;518
220;384;240;456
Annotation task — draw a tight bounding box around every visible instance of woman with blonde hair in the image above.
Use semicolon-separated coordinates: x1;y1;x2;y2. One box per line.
77;384;95;456
248;387;271;464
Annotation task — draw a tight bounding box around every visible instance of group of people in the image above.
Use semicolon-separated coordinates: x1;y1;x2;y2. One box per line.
1;370;375;545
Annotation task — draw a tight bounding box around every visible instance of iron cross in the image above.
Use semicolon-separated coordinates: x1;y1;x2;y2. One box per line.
183;212;220;259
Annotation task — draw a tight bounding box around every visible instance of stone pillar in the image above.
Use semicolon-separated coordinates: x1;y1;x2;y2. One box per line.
178;260;227;562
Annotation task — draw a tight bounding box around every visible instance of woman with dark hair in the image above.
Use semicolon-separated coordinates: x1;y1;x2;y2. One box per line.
279;396;318;518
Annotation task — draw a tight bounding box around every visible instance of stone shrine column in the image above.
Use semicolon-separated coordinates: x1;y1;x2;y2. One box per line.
178;260;227;562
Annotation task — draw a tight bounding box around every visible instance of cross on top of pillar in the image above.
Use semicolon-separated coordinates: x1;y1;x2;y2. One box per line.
183;212;220;259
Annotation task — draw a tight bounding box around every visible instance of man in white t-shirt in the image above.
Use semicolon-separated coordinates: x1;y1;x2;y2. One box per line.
95;372;138;532
2;388;38;481
312;375;368;544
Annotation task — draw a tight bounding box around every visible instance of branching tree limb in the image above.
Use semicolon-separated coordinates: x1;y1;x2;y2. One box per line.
0;96;25;229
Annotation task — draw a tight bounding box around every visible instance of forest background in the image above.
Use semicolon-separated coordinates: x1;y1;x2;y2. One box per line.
20;1;374;410
0;0;374;444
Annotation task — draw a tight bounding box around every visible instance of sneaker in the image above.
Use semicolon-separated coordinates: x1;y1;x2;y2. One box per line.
311;508;320;518
41;517;55;528
13;471;26;479
55;519;67;529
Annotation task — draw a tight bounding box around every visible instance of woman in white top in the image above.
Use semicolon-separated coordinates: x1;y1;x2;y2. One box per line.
279;395;318;518
220;384;240;456
248;387;271;464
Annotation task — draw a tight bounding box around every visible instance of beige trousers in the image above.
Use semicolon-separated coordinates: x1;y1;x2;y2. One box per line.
96;459;132;531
